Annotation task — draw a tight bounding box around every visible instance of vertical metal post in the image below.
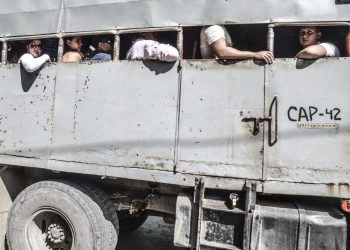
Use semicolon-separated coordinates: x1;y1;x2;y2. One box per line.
2;41;7;64
193;178;205;250
113;34;120;60
243;181;257;250
177;27;183;60
57;36;64;62
267;25;274;53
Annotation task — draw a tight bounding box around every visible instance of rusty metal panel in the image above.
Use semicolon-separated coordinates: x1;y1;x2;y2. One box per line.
264;58;350;185
0;0;350;37
0;63;56;159
177;60;264;179
50;61;179;171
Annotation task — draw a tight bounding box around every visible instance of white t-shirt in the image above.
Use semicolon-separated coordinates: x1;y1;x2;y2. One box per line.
126;39;179;62
319;42;340;57
18;53;50;72
200;25;233;59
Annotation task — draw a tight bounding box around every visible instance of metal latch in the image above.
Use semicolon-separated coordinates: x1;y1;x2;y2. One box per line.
229;193;239;209
242;117;271;136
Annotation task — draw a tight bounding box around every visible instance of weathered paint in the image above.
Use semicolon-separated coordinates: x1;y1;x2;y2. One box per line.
177;60;264;179
0;64;55;160
264;58;350;184
0;0;349;37
50;61;179;171
0;59;350;198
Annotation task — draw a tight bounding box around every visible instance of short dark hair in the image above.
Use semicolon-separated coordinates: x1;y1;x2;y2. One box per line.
24;39;45;46
299;26;321;33
92;36;113;47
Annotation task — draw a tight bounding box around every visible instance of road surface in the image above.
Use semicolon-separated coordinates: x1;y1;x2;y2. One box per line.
117;216;184;250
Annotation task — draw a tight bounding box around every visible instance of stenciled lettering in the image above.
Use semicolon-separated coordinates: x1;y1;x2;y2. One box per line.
287;106;298;122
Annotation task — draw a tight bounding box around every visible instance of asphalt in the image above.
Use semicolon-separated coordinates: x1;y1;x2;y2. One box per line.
117;216;184;250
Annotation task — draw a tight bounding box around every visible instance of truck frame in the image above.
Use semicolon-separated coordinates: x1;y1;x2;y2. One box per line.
1;0;350;249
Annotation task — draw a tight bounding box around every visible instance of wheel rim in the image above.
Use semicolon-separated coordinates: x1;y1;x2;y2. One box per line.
25;208;75;250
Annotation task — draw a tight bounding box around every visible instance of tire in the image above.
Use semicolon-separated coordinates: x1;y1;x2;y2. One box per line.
118;210;148;233
6;180;119;250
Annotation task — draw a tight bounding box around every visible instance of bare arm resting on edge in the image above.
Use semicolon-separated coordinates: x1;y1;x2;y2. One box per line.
201;25;274;64
296;43;339;59
210;39;274;64
19;53;50;73
296;44;327;59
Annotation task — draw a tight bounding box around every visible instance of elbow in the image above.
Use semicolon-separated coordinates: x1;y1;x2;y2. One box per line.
297;47;325;59
214;49;228;59
297;52;320;59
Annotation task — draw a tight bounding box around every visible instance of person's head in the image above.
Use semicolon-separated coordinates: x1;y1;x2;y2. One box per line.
26;39;44;58
298;26;322;48
95;36;112;53
66;36;83;51
141;32;157;40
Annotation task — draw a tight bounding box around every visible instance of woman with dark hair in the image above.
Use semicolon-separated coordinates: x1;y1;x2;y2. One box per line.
62;36;84;62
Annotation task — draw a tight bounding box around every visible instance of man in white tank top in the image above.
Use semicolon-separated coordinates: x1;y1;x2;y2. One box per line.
296;26;340;59
200;25;274;64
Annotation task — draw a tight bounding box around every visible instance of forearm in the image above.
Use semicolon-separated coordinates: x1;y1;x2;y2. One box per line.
214;47;256;60
156;44;179;62
296;45;326;59
21;55;49;72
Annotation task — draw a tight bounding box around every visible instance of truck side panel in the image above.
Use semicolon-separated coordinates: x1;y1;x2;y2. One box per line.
177;60;264;179
264;58;350;184
50;61;179;171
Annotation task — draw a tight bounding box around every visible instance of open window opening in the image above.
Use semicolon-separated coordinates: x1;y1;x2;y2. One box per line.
225;24;268;55
7;38;58;64
184;24;269;59
62;35;114;62
335;0;350;4
119;31;178;60
273;25;349;58
183;26;202;59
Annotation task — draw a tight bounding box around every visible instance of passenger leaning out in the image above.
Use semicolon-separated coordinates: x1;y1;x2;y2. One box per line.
90;36;113;61
62;36;84;63
18;39;50;72
296;26;340;59
200;25;274;64
126;33;179;62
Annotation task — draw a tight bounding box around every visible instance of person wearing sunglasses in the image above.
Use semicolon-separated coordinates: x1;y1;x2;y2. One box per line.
18;39;50;72
296;26;340;59
89;36;113;61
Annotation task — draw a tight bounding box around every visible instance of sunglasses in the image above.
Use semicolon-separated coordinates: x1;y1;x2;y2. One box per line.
29;43;44;50
299;30;316;37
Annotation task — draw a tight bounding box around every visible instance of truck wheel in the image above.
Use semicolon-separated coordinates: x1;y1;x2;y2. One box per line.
6;180;119;250
118;210;148;233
